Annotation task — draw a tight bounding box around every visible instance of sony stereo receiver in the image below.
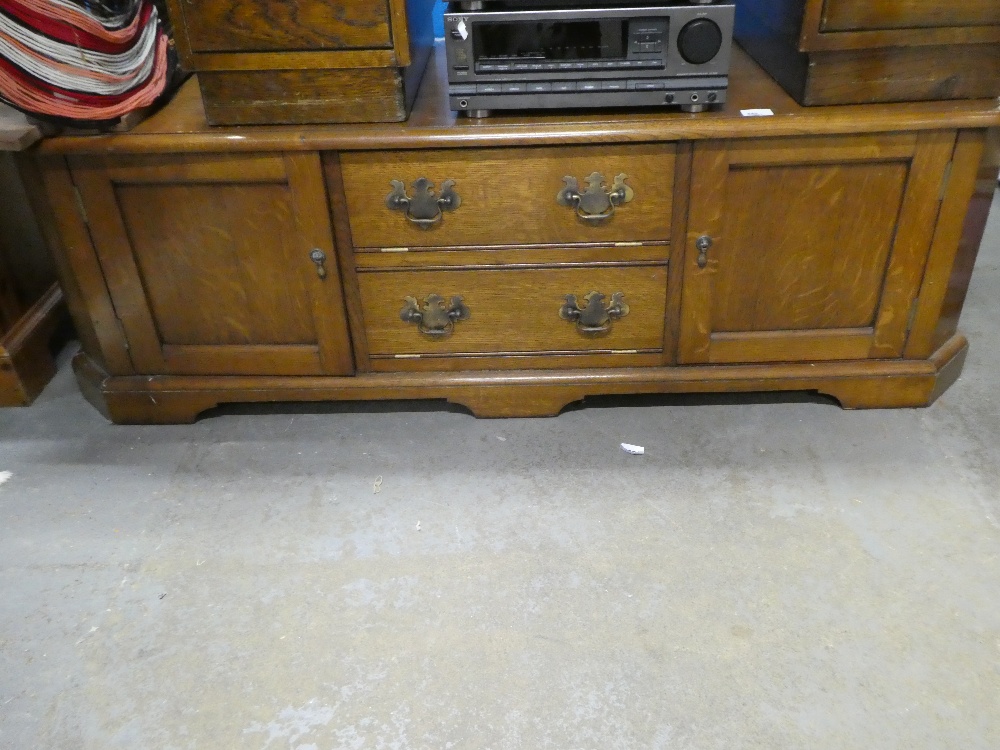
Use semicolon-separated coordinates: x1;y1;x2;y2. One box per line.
444;1;735;116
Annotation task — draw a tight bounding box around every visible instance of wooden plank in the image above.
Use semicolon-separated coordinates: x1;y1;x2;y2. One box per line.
0;283;62;406
804;45;1000;105
36;158;134;374
869;130;957;357
354;245;669;270
74;340;969;423
709;329;875;364
174;0;392;53
368;351;662;373
663;142;693;365
820;0;1000;33
283;152;355;376
68;156;169;372
906;129;999;358
199;68;407;126
33;48;1000;157
726;133;917;165
104;154;288;183
323;152;371;370
161;345;323;376
188;49;397;72
678;141;729;365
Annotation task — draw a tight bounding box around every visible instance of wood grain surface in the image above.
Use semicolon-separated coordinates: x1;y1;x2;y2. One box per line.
804;45;1000;105
25;29;998;421
737;0;1000;105
714;160;908;332
678;131;956;365
0;283;63;406
35;46;1000;156
67;153;353;377
0;155;64;406
820;0;1000;32
353;245;669;269
70;335;969;423
341;145;675;248
358;265;668;358
173;0;392;53
199;68;408;125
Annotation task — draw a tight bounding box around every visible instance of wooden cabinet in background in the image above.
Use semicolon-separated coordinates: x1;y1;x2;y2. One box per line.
29;48;1000;423
734;0;1000;105
164;0;436;125
0;152;65;407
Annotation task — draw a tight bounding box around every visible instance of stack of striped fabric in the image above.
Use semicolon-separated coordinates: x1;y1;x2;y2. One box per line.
0;0;175;125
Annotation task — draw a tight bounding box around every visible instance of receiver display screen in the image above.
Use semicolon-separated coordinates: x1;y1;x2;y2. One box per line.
474;19;627;60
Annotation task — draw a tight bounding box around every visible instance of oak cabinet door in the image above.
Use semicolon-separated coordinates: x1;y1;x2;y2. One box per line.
69;153;352;376
678;132;956;364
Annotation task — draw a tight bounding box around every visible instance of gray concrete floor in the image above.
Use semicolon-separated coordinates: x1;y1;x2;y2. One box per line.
2;192;1000;750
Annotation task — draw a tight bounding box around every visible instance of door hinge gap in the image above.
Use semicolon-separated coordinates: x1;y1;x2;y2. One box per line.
114;317;130;350
72;185;89;225
938;161;953;202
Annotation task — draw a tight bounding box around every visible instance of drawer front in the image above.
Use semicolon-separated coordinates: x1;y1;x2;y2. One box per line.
340;145;675;249
178;0;393;53
821;0;1000;31
358;265;668;361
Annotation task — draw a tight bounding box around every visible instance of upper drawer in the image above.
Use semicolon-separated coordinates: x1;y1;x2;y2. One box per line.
821;0;1000;32
340;145;675;249
176;0;393;53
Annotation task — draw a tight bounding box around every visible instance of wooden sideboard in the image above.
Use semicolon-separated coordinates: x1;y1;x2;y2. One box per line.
29;47;1000;423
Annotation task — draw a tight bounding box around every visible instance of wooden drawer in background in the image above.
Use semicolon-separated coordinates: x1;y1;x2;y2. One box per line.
339;145;675;249
356;247;669;371
163;0;435;125
174;0;393;53
734;0;1000;105
820;0;1000;32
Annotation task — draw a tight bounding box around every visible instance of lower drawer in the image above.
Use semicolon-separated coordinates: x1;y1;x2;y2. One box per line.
358;264;668;370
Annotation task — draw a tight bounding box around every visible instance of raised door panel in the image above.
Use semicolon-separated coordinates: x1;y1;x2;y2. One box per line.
172;0;394;53
69;153;352;376
679;132;955;365
820;0;1000;32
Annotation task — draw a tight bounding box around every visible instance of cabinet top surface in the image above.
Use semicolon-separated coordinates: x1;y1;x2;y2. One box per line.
39;44;1000;155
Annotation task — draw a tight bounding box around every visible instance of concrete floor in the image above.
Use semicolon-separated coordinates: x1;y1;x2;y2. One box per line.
2;192;1000;750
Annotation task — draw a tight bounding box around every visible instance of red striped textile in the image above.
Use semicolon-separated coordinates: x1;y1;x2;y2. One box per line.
0;0;174;124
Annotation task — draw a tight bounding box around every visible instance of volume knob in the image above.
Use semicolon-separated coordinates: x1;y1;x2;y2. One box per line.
678;19;723;65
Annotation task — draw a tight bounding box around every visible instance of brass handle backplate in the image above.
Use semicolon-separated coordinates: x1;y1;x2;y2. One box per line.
560;291;630;334
557;172;634;223
400;294;471;336
386;178;461;229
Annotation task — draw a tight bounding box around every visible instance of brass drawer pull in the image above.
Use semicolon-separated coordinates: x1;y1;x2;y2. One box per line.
385;178;461;229
400;294;471;336
560;291;630;334
309;248;328;279
696;235;713;268
557;172;634;224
